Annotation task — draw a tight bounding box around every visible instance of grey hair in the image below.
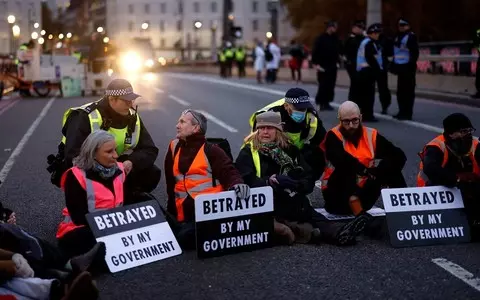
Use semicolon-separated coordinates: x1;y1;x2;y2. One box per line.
182;109;208;134
72;130;116;170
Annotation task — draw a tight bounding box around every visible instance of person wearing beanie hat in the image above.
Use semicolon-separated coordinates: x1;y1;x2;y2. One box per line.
344;20;366;102
249;87;327;179
391;17;419;120
49;78;161;205
237;110;371;246
164;109;249;250
355;23;384;122
417;113;480;240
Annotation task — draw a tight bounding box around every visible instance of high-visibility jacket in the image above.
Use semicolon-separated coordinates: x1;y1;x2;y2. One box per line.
218;51;226;62
394;34;410;65
235;49;245;61
61;101;141;156
224;49;234;59
248;99;318;149
320;125;380;190
56;162;125;239
170;139;223;222
417;135;480;187
242;141;261;178
356;37;383;71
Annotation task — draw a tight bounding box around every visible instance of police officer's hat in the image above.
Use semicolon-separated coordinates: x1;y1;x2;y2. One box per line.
325;20;338;28
367;23;383;34
105;79;141;101
353;20;366;29
398;18;410;26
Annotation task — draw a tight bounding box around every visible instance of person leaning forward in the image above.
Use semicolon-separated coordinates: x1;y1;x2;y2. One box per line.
249;88;327;179
237;111;373;246
57;79;161;204
320;101;407;232
164;109;250;250
417;113;480;241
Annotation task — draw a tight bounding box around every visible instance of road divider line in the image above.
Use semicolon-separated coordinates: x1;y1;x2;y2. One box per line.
196;110;238;133
154;87;165;94
432;258;480;292
0;98;20;116
0;97;56;187
168;95;191;106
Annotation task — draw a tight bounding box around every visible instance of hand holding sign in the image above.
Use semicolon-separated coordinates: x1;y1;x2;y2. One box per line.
231;184;250;201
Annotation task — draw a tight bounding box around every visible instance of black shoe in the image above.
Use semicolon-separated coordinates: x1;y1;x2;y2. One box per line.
336;213;373;246
70;242;106;274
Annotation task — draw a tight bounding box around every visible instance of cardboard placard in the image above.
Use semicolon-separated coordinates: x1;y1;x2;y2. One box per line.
86;200;182;273
194;186;274;259
381;186;471;247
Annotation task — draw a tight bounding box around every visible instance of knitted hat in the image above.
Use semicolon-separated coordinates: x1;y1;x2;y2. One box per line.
256;111;283;131
443;113;474;134
105;79;141;101
284;88;313;110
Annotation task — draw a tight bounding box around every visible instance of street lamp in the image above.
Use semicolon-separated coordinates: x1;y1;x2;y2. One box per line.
141;22;149;30
34;22;39;29
103;37;109;43
31;31;39;39
40;30;46;36
12;25;20;37
97;27;104;33
59;33;64;39
194;21;202;29
266;31;273;39
48;34;53;40
38;37;45;45
66;32;72;39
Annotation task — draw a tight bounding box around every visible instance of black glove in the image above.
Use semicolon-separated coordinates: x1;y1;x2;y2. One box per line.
230;184;250;200
276;175;299;189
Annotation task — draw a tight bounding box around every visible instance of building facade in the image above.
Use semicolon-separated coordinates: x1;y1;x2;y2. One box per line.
105;0;295;59
0;0;42;54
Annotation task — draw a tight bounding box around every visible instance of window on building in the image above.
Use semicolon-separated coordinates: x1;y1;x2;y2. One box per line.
160;21;165;32
194;38;199;47
160;38;165;48
128;4;134;14
252;1;258;13
193;2;199;13
128;21;134;32
176;20;183;31
160;2;166;13
211;2;217;13
252;20;258;32
144;4;149;14
178;1;183;14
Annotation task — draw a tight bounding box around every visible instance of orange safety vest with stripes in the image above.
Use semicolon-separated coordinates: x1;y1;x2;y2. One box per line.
170;139;223;222
417;135;480;187
56;162;125;239
320;126;380;190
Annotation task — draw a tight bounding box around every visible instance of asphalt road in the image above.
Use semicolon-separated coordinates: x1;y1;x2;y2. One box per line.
0;72;479;299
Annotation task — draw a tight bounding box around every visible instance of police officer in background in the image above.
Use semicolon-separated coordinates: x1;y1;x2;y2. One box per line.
391;18;419;120
376;26;393;114
344;20;366;102
235;44;246;78
472;28;480;99
356;23;383;122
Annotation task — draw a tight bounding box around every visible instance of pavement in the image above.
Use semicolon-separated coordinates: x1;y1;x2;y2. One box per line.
0;72;479;299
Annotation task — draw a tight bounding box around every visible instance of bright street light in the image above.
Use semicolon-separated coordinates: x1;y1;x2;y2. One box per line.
66;32;72;39
103;36;110;43
31;31;39;39
40;30;46;36
12;25;20;37
97;26;104;33
34;22;39;28
38;37;45;45
59;33;64;39
141;22;149;30
7;15;15;24
194;21;202;29
266;31;273;38
48;34;53;40
228;14;234;21
56;42;62;49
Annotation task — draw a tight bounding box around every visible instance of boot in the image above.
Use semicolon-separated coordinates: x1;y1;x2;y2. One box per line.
274;220;295;245
284;221;314;244
61;271;99;300
336;211;373;246
70;242;106;274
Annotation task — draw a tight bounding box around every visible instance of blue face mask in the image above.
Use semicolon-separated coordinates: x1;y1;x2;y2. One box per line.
290;110;306;123
93;161;118;179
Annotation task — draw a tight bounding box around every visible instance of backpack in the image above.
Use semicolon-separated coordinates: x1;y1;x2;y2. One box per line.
265;46;273;62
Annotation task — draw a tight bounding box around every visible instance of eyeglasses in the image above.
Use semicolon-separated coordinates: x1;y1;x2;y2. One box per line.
449;128;476;139
182;109;200;125
340;118;360;126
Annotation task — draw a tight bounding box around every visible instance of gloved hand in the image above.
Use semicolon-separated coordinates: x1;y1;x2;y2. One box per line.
231;184;250;200
12;253;34;278
276;175;299;189
457;172;480;183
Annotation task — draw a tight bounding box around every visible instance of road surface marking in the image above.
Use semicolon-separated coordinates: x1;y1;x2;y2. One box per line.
164;73;473;136
153;87;165;94
0;98;20;116
196;110;238;133
168;95;191;106
432;258;480;292
0;97;56;187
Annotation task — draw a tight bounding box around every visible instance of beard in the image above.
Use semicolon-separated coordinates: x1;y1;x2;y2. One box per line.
446;135;473;156
340;124;363;145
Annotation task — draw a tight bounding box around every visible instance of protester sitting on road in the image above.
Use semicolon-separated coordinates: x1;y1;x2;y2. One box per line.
49;78;161;204
164;109;250;250
0;248;99;300
236;111;370;246
249;88;327;180
320;101;407;231
417;113;480;241
56;130;122;264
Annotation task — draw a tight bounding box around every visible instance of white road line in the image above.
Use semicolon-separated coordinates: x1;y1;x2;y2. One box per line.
168;95;191;106
164;73;476;136
153;87;165;94
197;110;238;133
432;258;480;292
0;97;56;187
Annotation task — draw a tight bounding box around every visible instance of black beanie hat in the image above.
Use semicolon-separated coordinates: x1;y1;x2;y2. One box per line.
443;113;473;134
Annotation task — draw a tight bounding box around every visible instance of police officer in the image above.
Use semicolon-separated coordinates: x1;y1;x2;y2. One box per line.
391;18;419;120
344;20;366;102
218;47;227;78
224;41;234;77
235;44;246;78
376;27;393;114
249;88;327;179
51;79;161;204
356;23;383;122
473;28;480;99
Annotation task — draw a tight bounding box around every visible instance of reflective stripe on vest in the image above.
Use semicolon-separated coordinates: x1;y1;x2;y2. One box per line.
356;37;383;71
56;162;125;239
249;99;318;149
170;139;222;222
321;126;381;190
394;34;410;64
417;135;480;187
61;102;141;155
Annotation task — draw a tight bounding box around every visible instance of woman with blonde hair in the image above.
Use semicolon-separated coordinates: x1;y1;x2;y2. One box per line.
235;111;369;246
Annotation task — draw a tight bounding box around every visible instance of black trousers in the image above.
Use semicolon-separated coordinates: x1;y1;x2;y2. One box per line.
219;62;226;78
266;69;277;83
396;65;416;118
459;183;480;241
377;70;392;111
237;61;246;78
346;65;357;102
323;169;407;215
315;68;337;106
124;164;161;205
290;67;302;82
357;69;377;119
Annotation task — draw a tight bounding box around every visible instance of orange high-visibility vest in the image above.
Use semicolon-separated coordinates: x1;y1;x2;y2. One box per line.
56;162;125;239
417;135;480;187
320;126;380;190
170;139;223;222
